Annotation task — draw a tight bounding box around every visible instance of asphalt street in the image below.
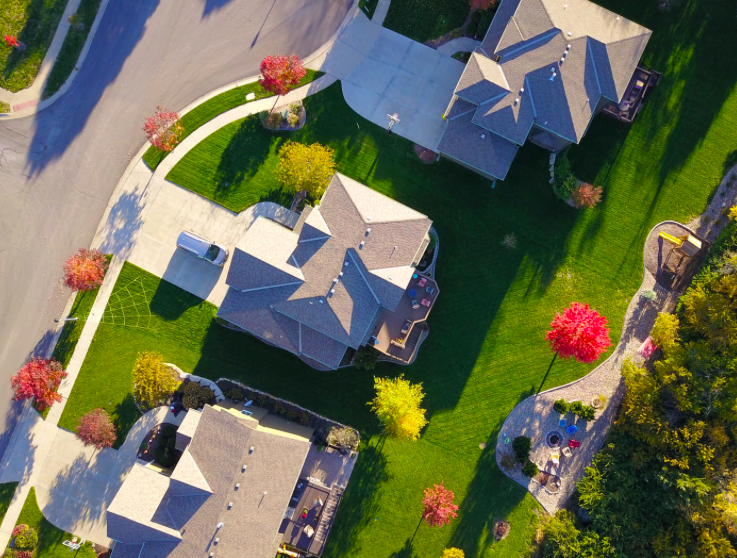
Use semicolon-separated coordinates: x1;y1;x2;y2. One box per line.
0;0;351;460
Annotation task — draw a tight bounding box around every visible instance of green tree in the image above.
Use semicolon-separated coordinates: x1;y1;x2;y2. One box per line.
441;548;465;558
368;375;427;440
274;141;336;199
132;351;178;408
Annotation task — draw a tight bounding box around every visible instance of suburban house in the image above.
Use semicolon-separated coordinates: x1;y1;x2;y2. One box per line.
437;0;655;181
217;173;439;370
107;404;353;558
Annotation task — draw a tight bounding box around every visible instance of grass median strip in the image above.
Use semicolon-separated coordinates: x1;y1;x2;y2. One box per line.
142;69;324;171
42;0;103;99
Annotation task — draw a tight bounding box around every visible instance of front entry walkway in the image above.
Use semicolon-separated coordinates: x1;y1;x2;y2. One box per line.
310;12;465;150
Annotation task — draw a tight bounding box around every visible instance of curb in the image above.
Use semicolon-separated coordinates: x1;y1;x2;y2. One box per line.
0;0;112;120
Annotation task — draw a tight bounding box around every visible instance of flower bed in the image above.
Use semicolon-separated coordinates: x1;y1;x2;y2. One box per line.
260;101;306;131
216;378;360;451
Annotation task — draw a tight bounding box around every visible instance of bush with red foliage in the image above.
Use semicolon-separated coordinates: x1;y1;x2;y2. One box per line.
11;358;67;411
572;183;603;209
422;482;459;527
470;0;496;11
259;54;306;97
546;302;611;363
143;106;183;152
63;248;108;292
77;408;117;450
4;35;20;48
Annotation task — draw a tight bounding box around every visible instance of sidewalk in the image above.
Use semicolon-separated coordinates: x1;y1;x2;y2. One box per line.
0;0;110;118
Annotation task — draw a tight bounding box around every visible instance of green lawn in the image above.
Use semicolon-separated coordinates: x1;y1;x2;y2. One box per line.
142;69;324;171
0;0;68;92
0;482;18;525
10;487;95;558
383;0;471;43
62;0;737;556
42;0;102;99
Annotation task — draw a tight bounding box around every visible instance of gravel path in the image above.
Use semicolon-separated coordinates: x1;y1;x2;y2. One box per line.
496;164;737;513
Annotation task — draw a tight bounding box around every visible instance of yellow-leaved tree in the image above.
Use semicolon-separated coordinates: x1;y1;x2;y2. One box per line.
132;351;178;409
274;141;335;199
442;549;465;558
368;375;428;441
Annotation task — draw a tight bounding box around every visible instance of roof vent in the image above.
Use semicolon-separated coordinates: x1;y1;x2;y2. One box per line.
333;278;338;283
210;553;215;557
566;44;571;50
249;446;254;454
235;483;240;490
560;57;565;63
241;465;247;473
215;538;220;545
550;67;555;72
365;228;371;235
319;299;325;304
513;97;519;105
563;3;567;8
359;241;365;249
616;16;620;21
366;216;371;222
217;522;224;529
549;72;557;81
227;502;234;509
330;289;336;295
519;87;524;94
344;261;349;267
567;31;572;36
339;271;344;277
481;133;486;139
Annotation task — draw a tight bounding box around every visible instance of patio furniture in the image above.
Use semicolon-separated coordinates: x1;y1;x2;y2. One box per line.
562;447;572;458
566;424;578;435
412;300;420;310
244;400;253;407
418;277;427;287
241;409;253;417
421;298;431;308
426;286;435;294
401;320;412;334
568;439;580;449
413;273;418;279
558;419;567;428
408;289;417;298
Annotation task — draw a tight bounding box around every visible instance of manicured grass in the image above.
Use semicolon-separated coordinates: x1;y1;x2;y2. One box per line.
11;487;96;558
65;0;737;556
142;69;324;171
0;482;18;525
359;0;379;20
383;0;471;43
0;0;68;92
42;0;102;99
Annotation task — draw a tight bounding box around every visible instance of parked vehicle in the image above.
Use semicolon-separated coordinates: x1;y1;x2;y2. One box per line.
176;231;228;266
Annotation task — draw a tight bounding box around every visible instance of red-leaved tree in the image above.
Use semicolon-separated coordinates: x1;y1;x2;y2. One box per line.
4;35;19;48
469;0;496;11
546;302;611;363
259;54;306;97
422;483;459;527
143;106;183;152
77;408;117;450
11;358;67;411
63;248;108;292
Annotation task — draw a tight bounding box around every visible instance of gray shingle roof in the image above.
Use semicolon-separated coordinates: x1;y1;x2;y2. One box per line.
440;0;651;177
108;406;311;558
217;173;433;368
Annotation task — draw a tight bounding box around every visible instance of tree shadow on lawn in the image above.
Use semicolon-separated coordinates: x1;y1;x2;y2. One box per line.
322;442;390;558
260;186;293;208
112;393;142;450
214;117;285;198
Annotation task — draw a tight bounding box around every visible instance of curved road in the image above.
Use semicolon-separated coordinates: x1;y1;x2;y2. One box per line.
0;0;351;458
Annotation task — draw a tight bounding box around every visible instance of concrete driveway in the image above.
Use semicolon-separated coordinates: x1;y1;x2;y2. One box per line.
96;162;299;305
313;13;464;150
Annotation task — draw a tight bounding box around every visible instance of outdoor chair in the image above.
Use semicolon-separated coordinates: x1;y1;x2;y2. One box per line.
568;439;580;449
562;447;572;458
241;410;253;417
408;289;417;298
418;277;427;287
421;298;431;307
426;286;435;294
566;424;578;435
412;300;420;310
558;419;567;428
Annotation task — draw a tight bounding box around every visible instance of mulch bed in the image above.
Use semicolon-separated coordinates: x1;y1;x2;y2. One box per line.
414;144;439;163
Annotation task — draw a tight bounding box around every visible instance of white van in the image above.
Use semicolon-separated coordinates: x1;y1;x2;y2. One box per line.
176;231;228;266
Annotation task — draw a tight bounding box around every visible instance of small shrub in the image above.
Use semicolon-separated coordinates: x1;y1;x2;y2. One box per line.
353;346;379;371
289;102;303;116
572;183;603;209
501;233;517;250
225;388;244;402
273;401;287;416
512;436;532;464
298;411;310;426
327;426;359;452
11;525;28;537
265;111;282;128
14;527;38;550
641;289;657;302
568;400;596;421
285;407;298;420
181;382;214;410
286;113;299;127
522;460;539;477
155;446;176;468
255;394;269;407
553;399;568;414
498;450;518;472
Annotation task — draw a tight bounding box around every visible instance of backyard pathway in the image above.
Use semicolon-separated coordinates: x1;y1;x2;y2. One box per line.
498;166;737;513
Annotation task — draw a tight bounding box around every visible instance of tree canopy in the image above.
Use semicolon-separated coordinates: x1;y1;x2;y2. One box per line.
143;106;183;152
422;483;459;527
274;141;336;199
63;248;108;292
77;408;117;450
11;358;67;411
259;54;306;96
132;351;178;409
546;302;611;363
368;375;428;440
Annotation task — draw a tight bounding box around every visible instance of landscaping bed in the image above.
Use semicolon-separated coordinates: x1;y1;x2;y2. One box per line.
0;0;67;91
